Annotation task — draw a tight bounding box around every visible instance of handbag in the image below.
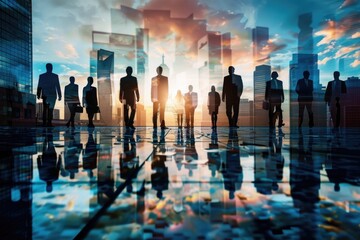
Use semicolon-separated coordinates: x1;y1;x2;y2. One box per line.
262;101;269;110
75;105;83;113
95;106;101;113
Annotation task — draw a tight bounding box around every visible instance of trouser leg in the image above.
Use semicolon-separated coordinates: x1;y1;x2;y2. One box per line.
152;102;159;127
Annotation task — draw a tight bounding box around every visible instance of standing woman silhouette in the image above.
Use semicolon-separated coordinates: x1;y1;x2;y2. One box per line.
83;77;98;128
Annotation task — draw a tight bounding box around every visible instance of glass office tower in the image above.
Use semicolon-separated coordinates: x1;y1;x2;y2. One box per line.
0;0;35;126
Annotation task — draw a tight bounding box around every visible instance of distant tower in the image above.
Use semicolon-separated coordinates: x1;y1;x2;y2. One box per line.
253;65;271;127
159;54;170;77
252;27;269;65
298;12;314;54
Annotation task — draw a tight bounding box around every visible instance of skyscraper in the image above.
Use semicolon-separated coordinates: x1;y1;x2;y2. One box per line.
289;13;326;128
252;27;269;65
0;0;35;126
97;49;115;125
253;65;271;127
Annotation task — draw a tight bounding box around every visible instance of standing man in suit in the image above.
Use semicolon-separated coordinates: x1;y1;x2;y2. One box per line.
120;66;140;129
222;66;243;128
151;66;168;129
184;85;198;128
265;71;284;128
296;70;314;128
37;63;61;127
325;71;347;128
64;76;80;128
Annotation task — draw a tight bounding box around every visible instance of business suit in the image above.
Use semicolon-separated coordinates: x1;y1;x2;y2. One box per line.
265;79;284;127
64;83;80;127
184;91;198;128
296;78;314;127
120;75;140;127
83;86;98;127
37;71;61;126
324;80;347;127
222;74;243;127
151;74;168;128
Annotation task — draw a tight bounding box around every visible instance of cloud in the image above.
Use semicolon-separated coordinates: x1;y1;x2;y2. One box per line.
55;44;79;59
318;57;331;65
351;32;360;38
339;0;358;9
351;59;360;67
335;45;358;58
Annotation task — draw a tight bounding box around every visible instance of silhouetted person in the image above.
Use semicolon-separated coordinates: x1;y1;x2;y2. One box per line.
83;128;98;178
174;90;185;128
222;66;243;127
120;128;138;193
36;63;61;127
184;85;198;128
37;132;61;192
208;85;221;129
184;128;198;176
83;77;98;128
64;76;80;128
151;66;168;129
223;129;243;199
290;132;320;239
120;66;140;129
325;71;347;128
207;129;221;177
265;71;284;128
63;131;82;179
296;70;314;127
151;151;169;199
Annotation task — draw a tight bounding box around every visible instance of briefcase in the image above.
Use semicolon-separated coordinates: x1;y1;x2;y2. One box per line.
75;105;83;113
262;101;269;110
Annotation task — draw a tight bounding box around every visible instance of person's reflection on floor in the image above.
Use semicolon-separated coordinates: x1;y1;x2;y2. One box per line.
151;148;169;200
37;131;61;193
222;128;243;200
290;131;320;239
63;131;82;179
120;128;138;194
208;128;221;177
184;128;198;177
267;130;284;192
325;130;360;191
82;128;98;179
174;128;184;171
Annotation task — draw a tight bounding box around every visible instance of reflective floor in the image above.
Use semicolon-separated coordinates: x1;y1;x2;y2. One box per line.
0;126;359;239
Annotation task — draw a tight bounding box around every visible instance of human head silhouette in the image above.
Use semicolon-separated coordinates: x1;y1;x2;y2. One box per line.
211;85;215;92
87;76;94;86
271;71;278;79
188;85;193;92
303;70;310;79
334;71;340;80
176;90;182;97
69;76;75;84
126;66;133;76
46;63;53;73
156;66;163;75
229;190;235;200
228;66;235;75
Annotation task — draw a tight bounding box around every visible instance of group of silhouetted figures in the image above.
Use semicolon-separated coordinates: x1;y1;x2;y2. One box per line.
37;63;347;129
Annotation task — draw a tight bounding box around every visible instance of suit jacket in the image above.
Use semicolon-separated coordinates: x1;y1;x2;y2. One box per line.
120;75;140;106
265;79;284;104
296;78;313;102
83;86;98;107
151;75;168;103
222;74;243;101
185;92;198;109
324;80;347;104
208;91;221;112
37;72;61;100
64;83;80;104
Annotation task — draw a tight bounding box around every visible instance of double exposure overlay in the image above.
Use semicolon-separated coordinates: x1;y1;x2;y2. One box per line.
0;0;359;239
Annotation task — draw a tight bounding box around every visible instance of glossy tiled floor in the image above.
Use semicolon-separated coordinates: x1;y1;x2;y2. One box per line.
0;126;359;239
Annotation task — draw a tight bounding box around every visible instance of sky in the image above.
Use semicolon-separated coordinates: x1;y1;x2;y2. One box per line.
32;0;360;115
